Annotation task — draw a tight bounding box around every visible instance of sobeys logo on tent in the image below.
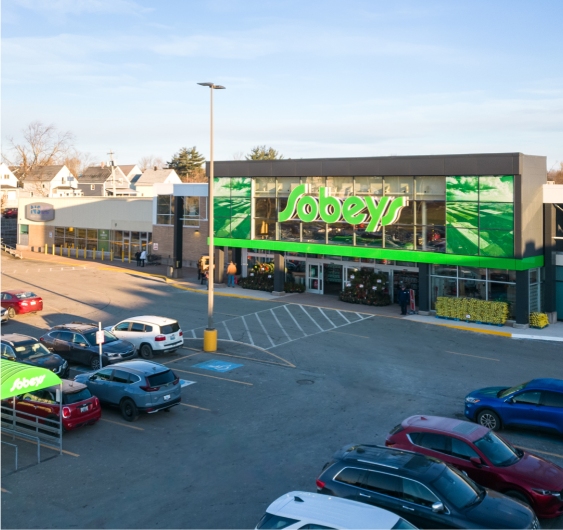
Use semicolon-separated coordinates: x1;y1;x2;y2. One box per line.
9;375;46;393
279;184;408;232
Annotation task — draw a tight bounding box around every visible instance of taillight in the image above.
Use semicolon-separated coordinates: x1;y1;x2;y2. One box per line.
140;378;160;392
94;397;100;408
179;331;183;337
316;479;325;490
62;406;71;418
385;440;395;447
173;377;179;386
155;335;166;342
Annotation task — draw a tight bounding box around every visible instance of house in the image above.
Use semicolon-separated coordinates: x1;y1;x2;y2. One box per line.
118;164;143;182
130;167;182;197
20;165;80;198
1;163;30;209
77;165;136;196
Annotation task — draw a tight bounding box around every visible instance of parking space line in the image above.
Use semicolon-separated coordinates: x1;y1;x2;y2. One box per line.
337;310;351;323
191;329;196;338
283;305;306;335
255;313;276;347
179;403;211;411
222;320;234;341
328;330;369;339
318;308;337;328
172;368;253;386
181;346;201;352
445;351;500;361
100;418;144;431
270;308;292;342
242;316;255;345
519;447;563;459
7;435;79;457
1;487;10;493
300;305;324;331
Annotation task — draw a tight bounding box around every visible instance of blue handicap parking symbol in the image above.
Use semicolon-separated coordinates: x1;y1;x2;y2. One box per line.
193;360;243;373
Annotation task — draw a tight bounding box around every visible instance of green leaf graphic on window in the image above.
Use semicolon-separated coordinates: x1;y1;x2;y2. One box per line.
446;202;479;228
446;176;479;201
479;176;513;202
479;230;513;257
479;203;514;230
446;227;479;255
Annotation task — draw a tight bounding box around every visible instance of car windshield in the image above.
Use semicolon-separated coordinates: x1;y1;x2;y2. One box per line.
474;432;520;467
63;388;92;405
147;370;175;387
83;330;118;346
14;342;52;359
161;322;180;334
498;381;529;399
256;513;299;529
431;466;483;510
14;292;38;299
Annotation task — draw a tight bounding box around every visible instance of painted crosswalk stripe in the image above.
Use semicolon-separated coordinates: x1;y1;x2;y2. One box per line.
300;305;324;331
255;313;276;347
318;308;337;328
222;320;234;341
283;305;306;335
241;316;255;345
270;308;292;342
337;310;351;323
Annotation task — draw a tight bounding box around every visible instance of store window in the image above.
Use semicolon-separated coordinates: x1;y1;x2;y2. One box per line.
355;176;382;196
183;196;200;227
156;195;173;225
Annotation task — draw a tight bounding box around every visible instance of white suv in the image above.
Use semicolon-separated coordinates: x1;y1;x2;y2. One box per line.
106;316;183;359
256;491;417;529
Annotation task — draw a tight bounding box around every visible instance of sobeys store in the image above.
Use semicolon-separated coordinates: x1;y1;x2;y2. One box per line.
208;153;555;326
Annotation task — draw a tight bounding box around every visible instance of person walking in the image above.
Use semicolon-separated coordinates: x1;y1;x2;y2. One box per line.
140;249;147;267
135;250;141;266
226;261;237;288
398;284;410;316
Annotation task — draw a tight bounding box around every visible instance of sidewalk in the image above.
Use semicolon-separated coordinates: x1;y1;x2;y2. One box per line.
10;249;563;343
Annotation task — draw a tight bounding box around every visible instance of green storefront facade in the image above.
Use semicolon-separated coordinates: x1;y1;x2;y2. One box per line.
209;153;552;325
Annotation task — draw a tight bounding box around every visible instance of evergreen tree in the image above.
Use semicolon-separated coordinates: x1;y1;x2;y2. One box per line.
167;146;205;178
246;145;284;160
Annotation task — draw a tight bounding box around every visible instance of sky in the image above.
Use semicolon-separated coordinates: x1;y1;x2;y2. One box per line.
2;0;562;170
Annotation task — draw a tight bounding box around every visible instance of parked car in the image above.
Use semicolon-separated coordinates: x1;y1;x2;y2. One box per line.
105;315;183;359
1;333;69;377
465;378;563;435
385;415;563;519
316;443;538;529
256;491;418;529
39;322;135;370
1;307;8;323
3;208;18;219
1;290;43;318
2;379;101;432
74;360;181;421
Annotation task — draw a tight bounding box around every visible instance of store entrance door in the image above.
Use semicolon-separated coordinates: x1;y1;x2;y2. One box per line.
393;270;419;306
324;264;343;295
307;263;323;294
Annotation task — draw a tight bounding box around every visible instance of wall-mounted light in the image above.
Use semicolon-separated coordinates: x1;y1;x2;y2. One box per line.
195;229;200;234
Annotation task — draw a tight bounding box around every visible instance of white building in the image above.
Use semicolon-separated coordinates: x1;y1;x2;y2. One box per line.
21;165;81;198
131;168;182;197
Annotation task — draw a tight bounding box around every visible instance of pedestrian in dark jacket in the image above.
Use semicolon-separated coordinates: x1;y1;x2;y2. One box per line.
398;285;410;315
135;251;141;266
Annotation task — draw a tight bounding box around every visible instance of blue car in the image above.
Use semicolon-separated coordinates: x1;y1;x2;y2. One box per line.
465;378;563;434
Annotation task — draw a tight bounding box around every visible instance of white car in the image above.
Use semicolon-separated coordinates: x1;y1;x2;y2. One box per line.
256;491;417;529
105;316;183;359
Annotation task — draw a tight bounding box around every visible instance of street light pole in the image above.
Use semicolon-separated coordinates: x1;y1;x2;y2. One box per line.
198;82;225;352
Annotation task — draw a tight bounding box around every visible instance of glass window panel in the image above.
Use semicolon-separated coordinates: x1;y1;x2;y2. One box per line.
327;223;354;245
431;264;458;276
447;202;478;228
157;195;171;215
231;198;252;218
255;198;277;219
184;197;200;217
254;219;276;239
488;283;516;318
479;203;514;231
446;176;479;201
415;177;445;200
276;177;301;196
230;177;251;197
213;177;233;197
384;176;413;197
416;201;445;225
355;226;383;247
255;177;276;196
326;177;354;197
459;279;486;299
86;229;98;241
355;177;383;196
76;228;86;239
157;214;171;225
479;175;514;202
395;202;414;224
214;197;232;219
384;225;414;249
530;269;538;283
416;226;445;252
231;217;251;239
479;230;514;258
214;218;231;238
54;227;64;246
302;222;326;243
279;221;300;241
459;267;487;280
303;176;325;194
446;227;479;255
64;227;75;239
183;219;199;227
488;269;516;283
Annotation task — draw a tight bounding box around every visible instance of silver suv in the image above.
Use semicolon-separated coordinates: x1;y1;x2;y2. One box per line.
74;360;181;421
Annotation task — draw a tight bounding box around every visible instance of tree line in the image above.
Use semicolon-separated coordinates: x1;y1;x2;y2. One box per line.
2;121;284;184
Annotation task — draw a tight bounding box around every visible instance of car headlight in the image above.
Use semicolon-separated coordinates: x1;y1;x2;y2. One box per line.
532;488;562;498
108;352;119;357
465;397;480;404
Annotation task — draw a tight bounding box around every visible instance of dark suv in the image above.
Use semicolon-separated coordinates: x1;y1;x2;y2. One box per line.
1;333;69;377
316;444;538;529
39;323;135;370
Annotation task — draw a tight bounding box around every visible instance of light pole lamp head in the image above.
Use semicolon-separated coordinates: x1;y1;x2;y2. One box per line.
197;82;226;90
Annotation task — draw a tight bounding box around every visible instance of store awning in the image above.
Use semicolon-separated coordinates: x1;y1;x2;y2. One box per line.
1;360;61;400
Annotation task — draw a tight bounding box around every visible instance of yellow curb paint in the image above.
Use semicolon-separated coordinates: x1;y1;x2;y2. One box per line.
438;323;512;337
179;403;211;411
100;418;144;431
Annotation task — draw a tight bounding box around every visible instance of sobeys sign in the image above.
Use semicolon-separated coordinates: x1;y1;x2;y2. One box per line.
279;185;408;232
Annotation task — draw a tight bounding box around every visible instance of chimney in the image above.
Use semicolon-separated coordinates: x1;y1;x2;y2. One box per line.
153;165;158;171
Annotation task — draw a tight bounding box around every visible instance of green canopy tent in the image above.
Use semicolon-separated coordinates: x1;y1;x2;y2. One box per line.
1;359;63;465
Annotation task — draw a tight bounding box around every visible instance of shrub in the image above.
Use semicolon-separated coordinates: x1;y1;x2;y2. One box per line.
339;268;391;306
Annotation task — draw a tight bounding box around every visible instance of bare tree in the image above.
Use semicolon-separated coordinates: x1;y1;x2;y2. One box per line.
138;155;164;171
548;161;563;184
2;121;75;180
232;151;244;160
62;151;98;177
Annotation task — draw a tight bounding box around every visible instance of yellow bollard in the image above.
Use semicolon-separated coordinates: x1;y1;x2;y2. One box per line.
60;245;63;257
203;329;217;352
121;249;124;263
44;244;48;254
52;245;55;255
93;247;96;260
110;249;113;261
101;249;104;261
128;248;131;263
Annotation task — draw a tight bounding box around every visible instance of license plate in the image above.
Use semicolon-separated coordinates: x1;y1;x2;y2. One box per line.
30;300;36;305
170;335;175;340
80;406;88;413
163;394;170;401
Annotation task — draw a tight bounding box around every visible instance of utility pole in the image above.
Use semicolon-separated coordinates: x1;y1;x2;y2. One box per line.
108;150;116;197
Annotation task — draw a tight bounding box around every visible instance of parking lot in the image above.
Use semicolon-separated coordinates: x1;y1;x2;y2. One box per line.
1;254;563;529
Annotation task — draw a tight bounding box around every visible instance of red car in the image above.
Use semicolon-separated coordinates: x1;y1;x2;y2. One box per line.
3;379;101;432
3;208;18;219
1;289;43;318
385;415;563;519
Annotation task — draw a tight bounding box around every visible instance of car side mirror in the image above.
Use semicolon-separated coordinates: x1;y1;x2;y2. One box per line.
470;456;483;467
431;502;445;513
89;375;96;381
505;397;514;403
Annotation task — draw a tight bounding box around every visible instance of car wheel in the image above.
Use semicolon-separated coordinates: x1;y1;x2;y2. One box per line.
120;398;139;422
505;490;531;506
7;307;16;319
90;356;101;370
477;409;501;431
139;343;153;359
